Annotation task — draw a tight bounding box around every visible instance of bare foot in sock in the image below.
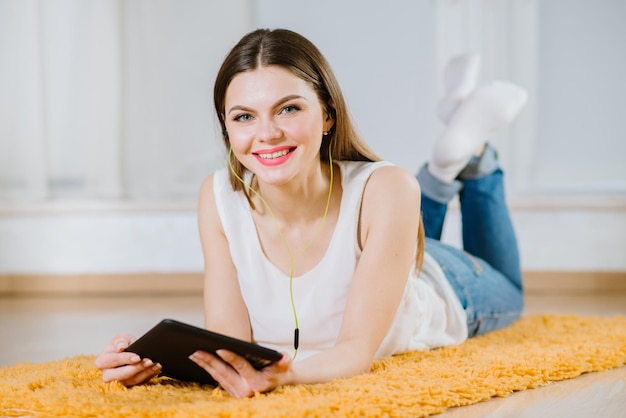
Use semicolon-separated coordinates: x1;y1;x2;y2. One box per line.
437;54;482;125
429;81;528;182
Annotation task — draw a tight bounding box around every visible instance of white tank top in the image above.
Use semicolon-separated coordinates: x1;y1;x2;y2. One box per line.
212;161;467;361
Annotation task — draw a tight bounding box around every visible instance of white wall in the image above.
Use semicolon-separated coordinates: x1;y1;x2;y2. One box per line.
0;0;625;275
254;0;438;173
0;209;201;273
534;0;626;193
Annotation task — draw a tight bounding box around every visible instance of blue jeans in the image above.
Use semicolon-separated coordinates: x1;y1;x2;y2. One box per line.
417;145;524;337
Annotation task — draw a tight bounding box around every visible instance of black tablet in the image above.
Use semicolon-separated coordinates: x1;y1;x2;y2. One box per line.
125;319;282;385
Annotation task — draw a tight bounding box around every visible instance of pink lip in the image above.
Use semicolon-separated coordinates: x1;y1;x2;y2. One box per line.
253;146;296;166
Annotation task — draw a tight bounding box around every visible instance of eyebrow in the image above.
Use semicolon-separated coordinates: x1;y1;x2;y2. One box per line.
227;94;308;115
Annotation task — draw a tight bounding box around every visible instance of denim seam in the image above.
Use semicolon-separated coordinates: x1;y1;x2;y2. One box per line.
464;252;483;276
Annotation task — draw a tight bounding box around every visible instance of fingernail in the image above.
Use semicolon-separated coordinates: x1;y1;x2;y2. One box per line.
152;363;162;371
130;355;141;363
143;359;154;367
116;342;127;351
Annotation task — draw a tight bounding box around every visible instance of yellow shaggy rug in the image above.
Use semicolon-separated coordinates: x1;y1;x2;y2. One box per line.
2;314;626;418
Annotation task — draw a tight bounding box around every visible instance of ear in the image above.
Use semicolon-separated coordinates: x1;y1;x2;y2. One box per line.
323;117;335;135
324;104;336;132
326;99;336;119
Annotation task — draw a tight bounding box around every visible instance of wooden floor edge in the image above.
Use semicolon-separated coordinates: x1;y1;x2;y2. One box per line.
522;271;626;292
0;273;204;295
1;271;625;295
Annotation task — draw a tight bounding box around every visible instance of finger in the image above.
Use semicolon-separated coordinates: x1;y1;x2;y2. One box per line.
189;351;252;397
269;352;292;373
213;350;256;397
101;358;157;384
112;333;135;352
99;333;135;354
216;350;277;398
216;350;255;376
188;351;224;375
237;351;291;395
121;362;162;387
95;351;142;370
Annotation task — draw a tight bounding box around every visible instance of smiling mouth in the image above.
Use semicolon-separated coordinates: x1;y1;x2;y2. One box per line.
255;147;295;159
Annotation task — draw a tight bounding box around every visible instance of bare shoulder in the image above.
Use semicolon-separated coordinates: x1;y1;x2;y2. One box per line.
363;165;421;201
360;165;421;234
358;165;421;252
198;173;216;199
198;172;222;213
197;173;221;231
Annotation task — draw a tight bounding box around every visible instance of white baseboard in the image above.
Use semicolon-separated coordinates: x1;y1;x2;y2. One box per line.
0;273;203;295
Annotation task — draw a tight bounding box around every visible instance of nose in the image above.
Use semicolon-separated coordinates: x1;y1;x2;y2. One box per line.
257;117;282;142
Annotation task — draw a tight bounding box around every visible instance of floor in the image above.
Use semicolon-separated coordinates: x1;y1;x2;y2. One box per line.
1;291;625;417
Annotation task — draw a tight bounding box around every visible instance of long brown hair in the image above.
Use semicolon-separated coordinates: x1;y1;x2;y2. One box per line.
213;28;424;271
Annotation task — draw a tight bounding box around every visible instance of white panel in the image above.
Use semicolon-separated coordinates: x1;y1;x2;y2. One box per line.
441;208;626;271
435;0;540;197
254;0;437;173
0;0;47;199
123;0;253;199
42;0;123;197
534;0;626;194
0;212;202;274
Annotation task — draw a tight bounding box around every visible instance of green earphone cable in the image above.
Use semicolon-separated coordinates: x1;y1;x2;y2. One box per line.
227;146;334;360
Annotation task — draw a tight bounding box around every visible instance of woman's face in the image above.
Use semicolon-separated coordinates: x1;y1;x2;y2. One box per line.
224;65;333;186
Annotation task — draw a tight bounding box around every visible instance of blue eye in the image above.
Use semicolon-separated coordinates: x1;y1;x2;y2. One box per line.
234;114;252;122
281;105;300;115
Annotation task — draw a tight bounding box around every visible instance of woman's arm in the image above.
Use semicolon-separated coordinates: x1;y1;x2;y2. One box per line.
287;165;422;383
197;174;251;341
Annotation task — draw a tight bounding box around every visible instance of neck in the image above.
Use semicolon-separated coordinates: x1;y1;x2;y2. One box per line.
253;161;333;224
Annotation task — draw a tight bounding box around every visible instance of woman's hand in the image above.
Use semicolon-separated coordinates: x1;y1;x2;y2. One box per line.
189;349;292;398
94;333;162;387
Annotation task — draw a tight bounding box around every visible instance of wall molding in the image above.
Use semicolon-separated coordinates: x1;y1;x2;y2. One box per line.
1;271;625;296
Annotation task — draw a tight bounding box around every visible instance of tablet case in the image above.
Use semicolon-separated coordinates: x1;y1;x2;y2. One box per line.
125;318;282;385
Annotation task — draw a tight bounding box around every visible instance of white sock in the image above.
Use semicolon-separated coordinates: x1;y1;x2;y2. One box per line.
429;81;528;182
437;54;482;125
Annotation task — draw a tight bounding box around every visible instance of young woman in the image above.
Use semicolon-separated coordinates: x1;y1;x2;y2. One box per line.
96;28;527;397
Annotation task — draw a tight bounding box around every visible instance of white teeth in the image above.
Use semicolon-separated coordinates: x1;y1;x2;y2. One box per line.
258;149;290;159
